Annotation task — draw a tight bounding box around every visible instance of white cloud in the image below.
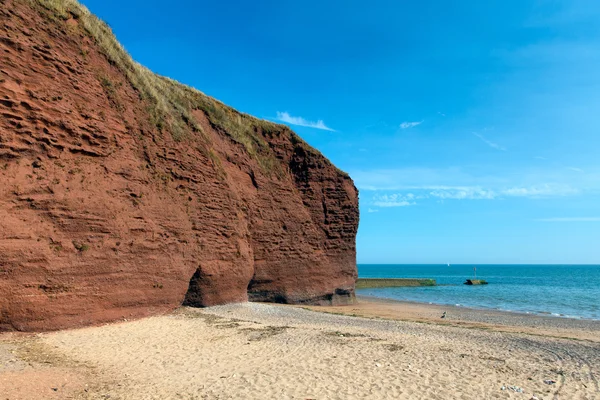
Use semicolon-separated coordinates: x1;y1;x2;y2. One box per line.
367;208;379;213
275;111;335;131
428;186;497;200
415;184;577;200
567;167;584;173
537;217;600;222
350;166;599;206
400;121;423;129
501;184;578;197
473;132;507;151
437;112;446;117
372;194;416;207
366;183;579;209
376;186;497;202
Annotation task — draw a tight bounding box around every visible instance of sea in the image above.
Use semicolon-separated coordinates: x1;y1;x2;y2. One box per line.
357;264;600;321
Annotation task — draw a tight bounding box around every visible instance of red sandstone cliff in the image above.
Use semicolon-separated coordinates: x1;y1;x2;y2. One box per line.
0;0;359;331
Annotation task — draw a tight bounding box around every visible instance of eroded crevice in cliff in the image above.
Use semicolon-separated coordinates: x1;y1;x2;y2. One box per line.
183;260;254;308
182;268;205;307
247;276;287;304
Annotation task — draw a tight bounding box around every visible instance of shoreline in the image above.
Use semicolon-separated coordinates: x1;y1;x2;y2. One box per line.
358;294;600;322
303;295;600;342
2;301;600;399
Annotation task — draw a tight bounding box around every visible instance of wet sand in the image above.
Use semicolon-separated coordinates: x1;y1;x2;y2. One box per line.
305;295;600;342
1;299;599;399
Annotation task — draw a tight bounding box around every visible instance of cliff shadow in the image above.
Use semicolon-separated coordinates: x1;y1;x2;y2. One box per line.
182;268;206;307
183;262;253;307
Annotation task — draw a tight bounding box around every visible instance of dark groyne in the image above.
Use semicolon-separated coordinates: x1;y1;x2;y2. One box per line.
464;279;488;285
356;278;436;289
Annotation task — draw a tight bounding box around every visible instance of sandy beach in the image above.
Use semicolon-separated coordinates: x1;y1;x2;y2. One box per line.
308;296;600;342
1;298;599;399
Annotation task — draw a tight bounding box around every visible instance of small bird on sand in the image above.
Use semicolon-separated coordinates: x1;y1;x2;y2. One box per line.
441;311;447;319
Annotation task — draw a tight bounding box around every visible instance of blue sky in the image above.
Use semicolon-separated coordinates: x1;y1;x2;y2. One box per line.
81;0;600;264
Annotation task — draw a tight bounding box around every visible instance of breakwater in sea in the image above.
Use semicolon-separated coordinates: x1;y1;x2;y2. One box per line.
356;278;436;289
357;264;600;320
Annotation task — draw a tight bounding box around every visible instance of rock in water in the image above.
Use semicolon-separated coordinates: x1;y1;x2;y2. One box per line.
0;0;359;332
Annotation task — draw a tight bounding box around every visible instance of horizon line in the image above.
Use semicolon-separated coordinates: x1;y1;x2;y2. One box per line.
357;263;600;266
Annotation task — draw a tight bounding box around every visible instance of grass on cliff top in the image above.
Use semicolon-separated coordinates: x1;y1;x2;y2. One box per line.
29;0;330;175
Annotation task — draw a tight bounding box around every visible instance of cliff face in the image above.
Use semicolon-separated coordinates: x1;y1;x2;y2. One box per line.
0;0;359;331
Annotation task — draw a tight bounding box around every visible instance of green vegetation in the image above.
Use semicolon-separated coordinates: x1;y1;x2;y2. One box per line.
50;244;62;252
28;0;296;174
72;240;89;252
355;278;437;289
98;75;123;112
21;0;355;179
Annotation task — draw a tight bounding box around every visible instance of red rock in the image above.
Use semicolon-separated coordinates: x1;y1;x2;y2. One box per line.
0;0;359;332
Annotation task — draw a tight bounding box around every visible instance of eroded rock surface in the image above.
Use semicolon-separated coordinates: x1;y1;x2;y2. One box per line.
0;0;358;331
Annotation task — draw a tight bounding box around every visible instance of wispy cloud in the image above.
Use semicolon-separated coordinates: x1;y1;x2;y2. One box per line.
275;111;335;131
372;194;416;207
437;112;446;117
351;166;599;204
374;184;577;205
501;184;578;197
367;208;379;213
473;132;507;151
535;156;548;160
356;166;589;209
400;121;423;129
537;217;600;222
428;186;496;200
567;167;584;173
428;184;578;199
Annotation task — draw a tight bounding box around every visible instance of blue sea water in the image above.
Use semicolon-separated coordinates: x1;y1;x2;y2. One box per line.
357;264;600;320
